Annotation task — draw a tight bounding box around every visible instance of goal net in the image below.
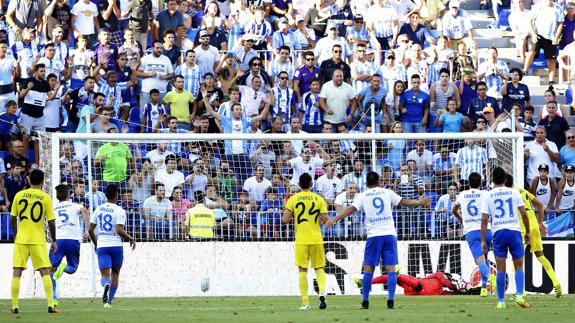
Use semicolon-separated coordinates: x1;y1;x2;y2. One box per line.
25;131;522;298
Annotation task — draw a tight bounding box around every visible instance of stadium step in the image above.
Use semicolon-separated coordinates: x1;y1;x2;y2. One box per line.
472;28;504;39
467;10;495;29
475;37;510;49
461;0;483;10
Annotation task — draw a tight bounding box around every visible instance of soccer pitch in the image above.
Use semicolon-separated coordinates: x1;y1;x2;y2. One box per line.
1;295;572;323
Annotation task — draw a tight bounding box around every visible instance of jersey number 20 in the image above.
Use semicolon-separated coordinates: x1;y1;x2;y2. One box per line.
18;200;44;223
295;202;320;224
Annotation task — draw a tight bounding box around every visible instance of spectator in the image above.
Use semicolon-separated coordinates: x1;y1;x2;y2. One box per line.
212;160;237;204
350;43;376;95
6;0;42;46
129;159;153;203
3;163;27;210
432;145;456;194
320;44;352;84
434;184;459;238
127;0;154;50
423;35;453;88
523;0;564;84
406;139;433;187
0;101;18;149
243;164;272;207
294;51;321;103
556;165;575;216
0;41;17;113
195;14;228;51
342;159;367;191
501;68;531;112
429;67;461;132
195;29;221;77
455;66;477;117
524;127;560;185
154;154;184;198
399;74;429;133
185;157;209;196
467;81;500;122
394;161;425;239
91;29;119;73
334;181;363;236
382;121;406;171
45;25;69;67
236;57;273;88
243;6;273;53
162;75;195;130
398;11;435;48
441;0;473;50
529;163;556;214
539;101;569;150
299;78;323;133
119;189;143;239
509;0;531;60
314;22;352;64
294;15;317;50
477;46;509;101
137;41;174;110
205;184;233;237
44;1;72;44
94;69;136;119
366;0;399;51
560;130;575;169
215;52;241;95
251;141;276;179
154;0;184;44
234;35;259;71
379;50;407;99
19;63;57;155
143;182;173;239
162;29;181;67
90;107;118;133
68;36;93;90
94;134;136;188
271;17;300;52
453;139;488;190
145;142;172;174
319;69;356;131
434;98;468;133
268;46;295;85
452;41;474;82
518;105;537;142
88;179;107;209
70;0;99;47
71;179;90;209
316;162;344;209
12;27;38;80
345;14;370;46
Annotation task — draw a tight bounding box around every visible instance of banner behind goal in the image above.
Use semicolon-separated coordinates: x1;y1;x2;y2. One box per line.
30;131;523;297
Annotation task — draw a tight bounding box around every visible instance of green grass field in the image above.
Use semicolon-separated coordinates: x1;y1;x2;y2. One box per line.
1;295;572;323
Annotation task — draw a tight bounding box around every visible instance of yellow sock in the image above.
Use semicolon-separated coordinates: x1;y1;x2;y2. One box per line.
42;275;54;308
11;277;20;309
316;268;326;295
299;271;309;305
537;255;559;286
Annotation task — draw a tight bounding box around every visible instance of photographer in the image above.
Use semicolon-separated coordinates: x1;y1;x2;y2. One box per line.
185;157;209;197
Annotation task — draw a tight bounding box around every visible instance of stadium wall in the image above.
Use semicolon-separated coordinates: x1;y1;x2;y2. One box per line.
0;241;573;299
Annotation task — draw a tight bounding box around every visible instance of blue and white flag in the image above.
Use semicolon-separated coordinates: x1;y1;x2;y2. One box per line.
544;212;574;238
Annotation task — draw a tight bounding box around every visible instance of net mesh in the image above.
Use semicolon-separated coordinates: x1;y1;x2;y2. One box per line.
27;132;521;297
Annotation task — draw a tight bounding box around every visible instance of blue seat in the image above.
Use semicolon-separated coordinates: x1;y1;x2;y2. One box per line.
532;49;548;69
1;212;13;240
188;28;199;42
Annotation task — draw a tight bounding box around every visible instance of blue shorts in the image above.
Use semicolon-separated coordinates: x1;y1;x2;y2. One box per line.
363;235;398;267
493;229;524;260
50;239;80;269
465;229;492;261
97;246;124;270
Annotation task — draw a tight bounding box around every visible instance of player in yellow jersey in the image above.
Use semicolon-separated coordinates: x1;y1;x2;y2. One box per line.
282;173;329;311
505;174;562;298
10;170;59;314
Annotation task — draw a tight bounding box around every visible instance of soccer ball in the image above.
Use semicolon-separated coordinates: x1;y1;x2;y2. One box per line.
449;274;470;292
201;277;210;292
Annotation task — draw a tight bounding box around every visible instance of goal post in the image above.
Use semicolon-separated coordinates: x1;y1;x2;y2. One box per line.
30;131;524;298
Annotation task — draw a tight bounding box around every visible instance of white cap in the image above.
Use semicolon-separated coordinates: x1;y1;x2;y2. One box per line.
296;14;305;22
449;0;460;8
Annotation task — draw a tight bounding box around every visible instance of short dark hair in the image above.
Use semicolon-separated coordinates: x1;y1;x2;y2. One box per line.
47;73;58;81
366;171;379;187
194;190;205;202
94;92;105;101
492;167;507;185
56;184;70;201
105;184;119;200
468;172;482;189
298;173;313;189
524;105;534;112
174;74;185;82
163;29;175;38
150;89;160;95
279;45;290;53
35;63;46;70
411;74;421;80
504;173;513;188
29;169;44;185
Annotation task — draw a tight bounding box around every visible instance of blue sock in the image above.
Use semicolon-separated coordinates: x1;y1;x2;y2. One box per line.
496;272;505;303
64;265;77;275
101;277;110;287
51;275;58;301
515;269;525;297
387;272;397;301
362;272;374;302
478;261;490;288
109;287;117;304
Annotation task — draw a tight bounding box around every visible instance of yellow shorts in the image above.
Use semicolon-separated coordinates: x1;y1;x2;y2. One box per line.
295;244;326;269
523;225;543;253
13;244;51;270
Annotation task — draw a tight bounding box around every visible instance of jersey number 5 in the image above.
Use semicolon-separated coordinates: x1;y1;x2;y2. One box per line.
18;200;44;223
295;201;320;224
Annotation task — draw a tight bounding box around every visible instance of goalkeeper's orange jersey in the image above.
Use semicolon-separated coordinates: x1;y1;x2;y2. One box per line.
285;191;328;245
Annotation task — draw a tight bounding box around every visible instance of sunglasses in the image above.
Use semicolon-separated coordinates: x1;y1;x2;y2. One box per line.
357;50;365;53
568;136;575;139
333;50;342;53
279;76;289;80
305;58;314;61
477;120;485;123
252;63;261;66
387;56;395;59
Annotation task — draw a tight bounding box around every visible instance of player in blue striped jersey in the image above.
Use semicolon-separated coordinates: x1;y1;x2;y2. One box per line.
481;168;530;309
88;184;136;308
299;79;323;133
174;50;202;98
453;172;494;297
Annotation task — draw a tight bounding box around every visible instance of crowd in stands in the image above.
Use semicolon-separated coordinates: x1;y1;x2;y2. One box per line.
0;0;574;241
